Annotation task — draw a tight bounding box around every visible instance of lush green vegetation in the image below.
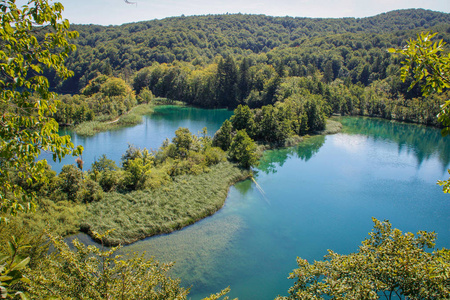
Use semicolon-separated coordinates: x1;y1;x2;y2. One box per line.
49;9;450;95
0;0;82;220
83;162;250;245
47;9;450;133
2;0;450;298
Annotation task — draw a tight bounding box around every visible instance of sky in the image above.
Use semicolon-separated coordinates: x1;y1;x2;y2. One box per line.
37;0;450;26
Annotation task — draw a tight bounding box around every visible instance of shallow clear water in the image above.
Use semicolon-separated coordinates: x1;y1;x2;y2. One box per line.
62;111;450;300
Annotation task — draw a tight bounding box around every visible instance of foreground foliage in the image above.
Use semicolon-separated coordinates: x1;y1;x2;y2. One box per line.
390;32;450;194
389;31;450;135
26;231;190;300
0;0;82;219
278;218;450;300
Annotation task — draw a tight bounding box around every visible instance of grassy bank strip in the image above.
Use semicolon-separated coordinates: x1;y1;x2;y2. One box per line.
13;199;86;237
74;103;154;136
82;162;251;246
320;118;344;135
73;98;184;136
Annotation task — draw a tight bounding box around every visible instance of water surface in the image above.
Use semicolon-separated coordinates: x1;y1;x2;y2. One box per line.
123;116;450;300
62;112;450;299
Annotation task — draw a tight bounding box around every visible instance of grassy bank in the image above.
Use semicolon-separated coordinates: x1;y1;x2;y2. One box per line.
73;98;184;136
320;118;344;135
82;162;251;246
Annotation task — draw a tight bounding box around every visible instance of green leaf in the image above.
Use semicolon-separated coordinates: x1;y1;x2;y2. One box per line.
11;257;30;271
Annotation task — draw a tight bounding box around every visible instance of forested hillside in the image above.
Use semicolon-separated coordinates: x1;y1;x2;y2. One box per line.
47;9;450;130
51;9;450;93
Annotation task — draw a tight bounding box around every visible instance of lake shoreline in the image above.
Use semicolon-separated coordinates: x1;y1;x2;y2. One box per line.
72;98;186;136
78;117;343;246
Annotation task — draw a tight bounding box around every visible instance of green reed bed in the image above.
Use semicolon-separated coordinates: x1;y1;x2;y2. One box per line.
82;162;250;246
74;103;155;136
320;118;343;135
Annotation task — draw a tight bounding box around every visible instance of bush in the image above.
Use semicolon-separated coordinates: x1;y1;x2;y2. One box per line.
228;130;259;168
58;165;83;202
79;178;104;203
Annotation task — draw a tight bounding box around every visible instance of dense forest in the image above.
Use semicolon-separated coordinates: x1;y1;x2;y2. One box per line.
49;9;450;130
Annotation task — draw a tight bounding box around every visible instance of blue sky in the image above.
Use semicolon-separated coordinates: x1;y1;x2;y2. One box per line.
36;0;450;25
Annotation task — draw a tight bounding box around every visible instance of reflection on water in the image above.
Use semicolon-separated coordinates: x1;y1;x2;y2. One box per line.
259;117;450;175
258;135;326;174
339;117;450;169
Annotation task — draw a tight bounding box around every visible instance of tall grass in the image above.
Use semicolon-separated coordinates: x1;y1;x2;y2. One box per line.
74;103;155;136
10;199;86;237
82;162;250;246
320;118;343;135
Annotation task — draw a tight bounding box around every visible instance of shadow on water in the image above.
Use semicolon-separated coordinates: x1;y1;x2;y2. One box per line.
151;105;234;125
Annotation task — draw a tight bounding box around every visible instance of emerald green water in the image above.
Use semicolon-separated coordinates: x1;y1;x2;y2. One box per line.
59;109;450;299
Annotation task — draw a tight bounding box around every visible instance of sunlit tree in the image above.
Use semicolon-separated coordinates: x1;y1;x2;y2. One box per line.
0;0;83;219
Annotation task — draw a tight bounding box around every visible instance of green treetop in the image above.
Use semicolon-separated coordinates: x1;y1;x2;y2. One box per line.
389;32;450;135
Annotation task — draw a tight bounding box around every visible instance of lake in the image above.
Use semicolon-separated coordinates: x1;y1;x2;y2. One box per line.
58;108;450;300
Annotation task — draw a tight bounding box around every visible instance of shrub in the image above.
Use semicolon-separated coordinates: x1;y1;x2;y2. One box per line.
228;130;259;168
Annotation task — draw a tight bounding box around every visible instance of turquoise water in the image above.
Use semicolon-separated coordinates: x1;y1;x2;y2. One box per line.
124;116;450;300
61;110;450;299
45;106;233;172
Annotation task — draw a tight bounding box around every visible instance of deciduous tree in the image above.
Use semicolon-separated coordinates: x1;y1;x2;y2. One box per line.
228;130;259;169
0;0;83;219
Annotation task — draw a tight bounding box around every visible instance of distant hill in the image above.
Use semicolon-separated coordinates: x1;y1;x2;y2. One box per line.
52;9;450;93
